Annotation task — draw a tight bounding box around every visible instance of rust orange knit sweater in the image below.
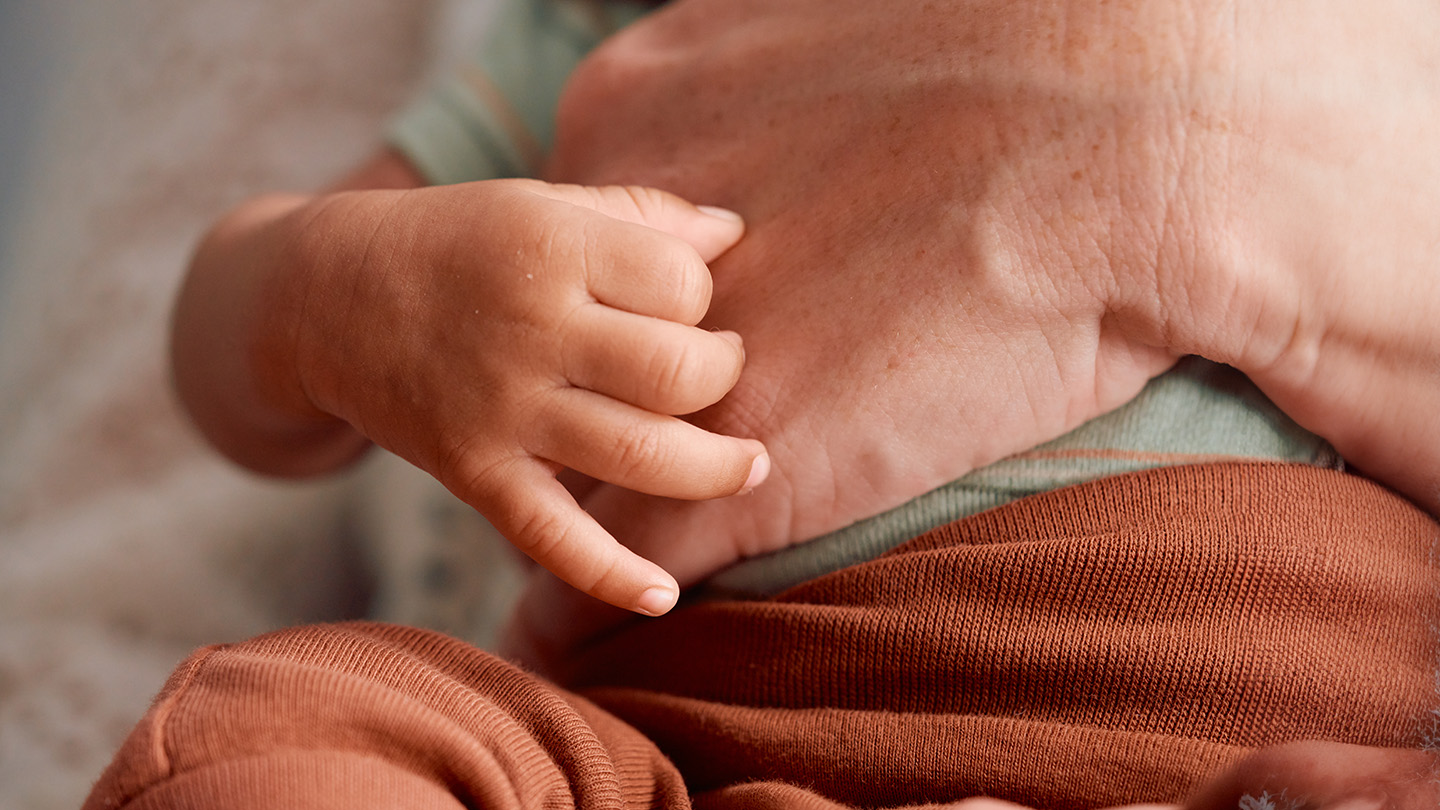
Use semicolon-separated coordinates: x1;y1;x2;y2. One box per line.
83;463;1439;809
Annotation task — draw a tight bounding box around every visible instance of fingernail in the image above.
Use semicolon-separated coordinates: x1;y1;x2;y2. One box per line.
636;586;677;617
715;329;744;351
743;453;770;491
697;204;743;224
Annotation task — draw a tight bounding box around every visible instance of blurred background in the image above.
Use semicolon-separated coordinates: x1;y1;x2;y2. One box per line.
0;2;515;807
0;2;61;280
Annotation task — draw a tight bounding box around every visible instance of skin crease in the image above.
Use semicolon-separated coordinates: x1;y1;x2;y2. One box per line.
503;0;1440;804
541;0;1189;588
504;0;1440;686
534;0;1440;590
170;0;1440;804
173;179;771;613
509;0;1440;662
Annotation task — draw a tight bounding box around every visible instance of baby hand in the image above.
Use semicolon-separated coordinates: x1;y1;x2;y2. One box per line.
177;179;767;615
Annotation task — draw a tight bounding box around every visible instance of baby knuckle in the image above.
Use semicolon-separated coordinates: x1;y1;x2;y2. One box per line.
646;342;701;403
510;508;573;560
539;215;591;273
618;185;672;219
436;434;491;493
657;243;712;323
574;555;625;596
612;423;671;480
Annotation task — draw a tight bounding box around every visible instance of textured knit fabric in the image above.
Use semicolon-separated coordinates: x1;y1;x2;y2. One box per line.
84;463;1440;810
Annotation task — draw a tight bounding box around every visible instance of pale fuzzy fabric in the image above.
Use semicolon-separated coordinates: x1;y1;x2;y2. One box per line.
0;3;513;808
356;452;527;653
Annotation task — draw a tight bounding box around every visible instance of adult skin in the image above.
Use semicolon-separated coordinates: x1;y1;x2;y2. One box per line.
172;0;1438;803
540;0;1440;588
514;0;1440;656
517;0;1440;803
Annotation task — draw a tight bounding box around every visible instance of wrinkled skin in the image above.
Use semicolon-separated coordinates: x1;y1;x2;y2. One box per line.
176;180;775;612
510;7;1440;804
548;0;1195;586
511;0;1440;660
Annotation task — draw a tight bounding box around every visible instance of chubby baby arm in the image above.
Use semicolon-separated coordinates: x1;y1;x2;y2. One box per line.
172;176;768;614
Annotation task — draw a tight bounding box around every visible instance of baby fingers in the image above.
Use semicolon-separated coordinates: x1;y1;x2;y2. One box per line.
528;388;769;500
474;461;681;615
563;305;745;415
581;220;717;326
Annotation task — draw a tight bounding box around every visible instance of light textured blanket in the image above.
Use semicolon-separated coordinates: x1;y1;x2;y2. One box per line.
0;3;517;807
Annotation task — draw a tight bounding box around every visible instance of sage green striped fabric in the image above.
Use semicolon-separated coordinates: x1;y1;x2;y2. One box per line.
388;0;648;182
700;357;1338;599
